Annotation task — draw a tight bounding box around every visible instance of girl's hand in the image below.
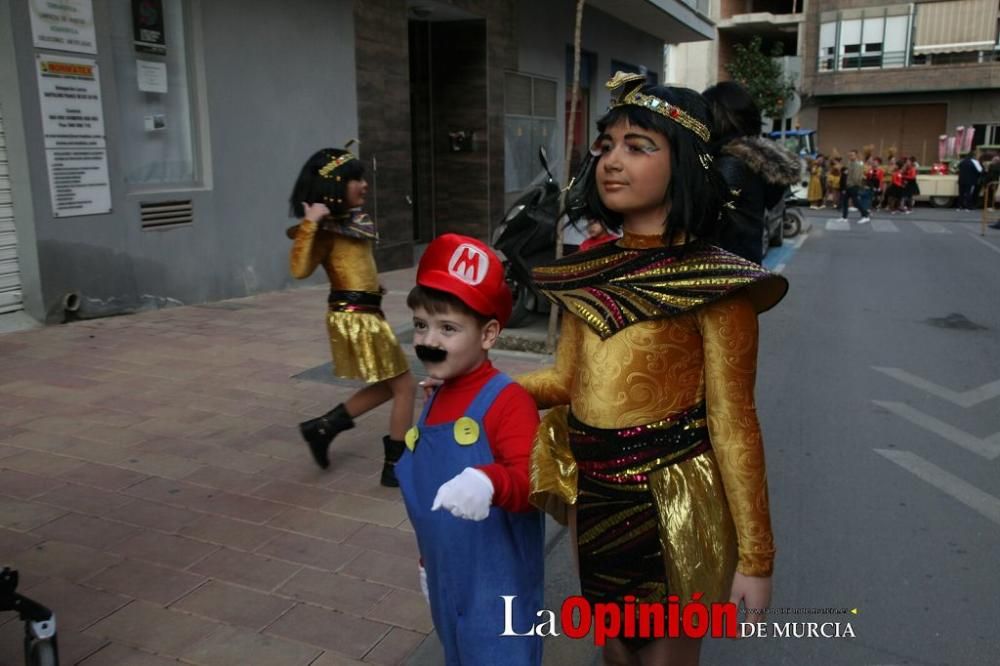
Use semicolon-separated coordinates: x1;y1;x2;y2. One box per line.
418;377;442;399
302;202;330;223
729;572;772;627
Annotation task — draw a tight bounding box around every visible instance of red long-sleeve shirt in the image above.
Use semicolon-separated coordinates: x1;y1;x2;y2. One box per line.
425;360;539;513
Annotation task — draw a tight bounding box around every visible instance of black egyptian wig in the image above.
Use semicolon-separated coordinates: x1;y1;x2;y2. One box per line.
289;147;366;219
579;77;724;244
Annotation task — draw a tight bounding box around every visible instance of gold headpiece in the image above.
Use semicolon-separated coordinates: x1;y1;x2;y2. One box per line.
319;152;356;179
605;71;711;143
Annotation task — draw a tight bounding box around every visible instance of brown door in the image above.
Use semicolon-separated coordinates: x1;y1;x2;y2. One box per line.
818;104;947;164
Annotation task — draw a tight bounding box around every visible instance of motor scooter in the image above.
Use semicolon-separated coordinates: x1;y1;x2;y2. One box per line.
491;147;564;328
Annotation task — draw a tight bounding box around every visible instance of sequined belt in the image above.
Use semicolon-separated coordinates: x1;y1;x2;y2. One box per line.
328;290;384;315
568;402;710;485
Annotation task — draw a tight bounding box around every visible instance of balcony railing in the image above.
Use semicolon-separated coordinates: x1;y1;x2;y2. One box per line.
816;49;1000;72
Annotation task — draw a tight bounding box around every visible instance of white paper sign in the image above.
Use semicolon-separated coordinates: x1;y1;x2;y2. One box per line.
36;55;106;149
44;149;112;217
30;0;97;54
136;59;168;93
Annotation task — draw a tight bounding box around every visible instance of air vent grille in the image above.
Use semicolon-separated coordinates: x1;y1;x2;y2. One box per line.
141;200;193;230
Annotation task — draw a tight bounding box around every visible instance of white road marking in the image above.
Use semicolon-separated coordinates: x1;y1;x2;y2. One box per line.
872;367;1000;408
912;221;951;234
871;219;899;232
774;263;786;274
872;401;1000;459
875;449;1000;527
968;232;1000;256
793;233;808;249
826;219;850;231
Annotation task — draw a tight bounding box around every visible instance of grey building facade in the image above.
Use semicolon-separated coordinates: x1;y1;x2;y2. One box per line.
0;0;712;325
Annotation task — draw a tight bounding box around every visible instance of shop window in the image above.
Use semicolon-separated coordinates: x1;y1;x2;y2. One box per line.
109;0;200;189
504;72;559;193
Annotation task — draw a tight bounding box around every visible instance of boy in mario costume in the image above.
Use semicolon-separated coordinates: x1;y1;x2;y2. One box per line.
395;233;544;666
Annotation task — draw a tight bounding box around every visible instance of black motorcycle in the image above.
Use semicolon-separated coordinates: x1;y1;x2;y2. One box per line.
491;148;564;328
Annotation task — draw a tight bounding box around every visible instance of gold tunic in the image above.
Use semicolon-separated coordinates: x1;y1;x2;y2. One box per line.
289;219;408;383
519;231;783;602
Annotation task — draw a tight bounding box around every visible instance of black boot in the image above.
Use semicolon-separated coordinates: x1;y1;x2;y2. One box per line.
380;436;405;487
299;404;354;470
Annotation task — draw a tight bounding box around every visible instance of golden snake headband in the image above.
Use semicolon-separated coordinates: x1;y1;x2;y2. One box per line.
318;152;356;179
605;71;711;144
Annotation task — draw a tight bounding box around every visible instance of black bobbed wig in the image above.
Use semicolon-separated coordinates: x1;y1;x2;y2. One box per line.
289;147;366;219
583;84;724;244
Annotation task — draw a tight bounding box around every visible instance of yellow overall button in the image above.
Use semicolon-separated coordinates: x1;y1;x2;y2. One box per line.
405;426;419;451
453;417;480;446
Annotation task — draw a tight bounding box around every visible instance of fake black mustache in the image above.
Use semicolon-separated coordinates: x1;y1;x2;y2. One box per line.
415;345;448;363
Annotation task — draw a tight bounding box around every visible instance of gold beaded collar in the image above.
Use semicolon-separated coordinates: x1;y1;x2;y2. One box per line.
606;71;711;143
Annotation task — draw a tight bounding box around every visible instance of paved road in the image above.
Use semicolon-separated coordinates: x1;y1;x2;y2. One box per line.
704;206;1000;665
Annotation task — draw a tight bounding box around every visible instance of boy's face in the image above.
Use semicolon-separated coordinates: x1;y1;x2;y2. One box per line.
411;305;499;381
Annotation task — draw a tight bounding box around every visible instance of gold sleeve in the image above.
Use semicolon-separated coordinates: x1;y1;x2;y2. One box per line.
289;219;329;279
516;314;578;408
698;294;775;577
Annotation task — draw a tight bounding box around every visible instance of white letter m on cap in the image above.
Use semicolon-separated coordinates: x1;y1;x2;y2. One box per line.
448;244;488;285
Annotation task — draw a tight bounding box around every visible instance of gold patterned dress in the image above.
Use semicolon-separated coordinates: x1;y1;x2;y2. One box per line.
518;231;787;609
289;215;408;383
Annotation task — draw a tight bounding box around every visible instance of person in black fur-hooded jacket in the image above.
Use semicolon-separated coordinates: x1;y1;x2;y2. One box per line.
704;82;800;264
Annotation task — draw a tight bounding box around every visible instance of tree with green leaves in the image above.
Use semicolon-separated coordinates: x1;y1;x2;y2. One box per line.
724;35;796;122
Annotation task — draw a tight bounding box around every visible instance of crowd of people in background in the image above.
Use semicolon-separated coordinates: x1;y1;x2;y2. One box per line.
805;147;1000;219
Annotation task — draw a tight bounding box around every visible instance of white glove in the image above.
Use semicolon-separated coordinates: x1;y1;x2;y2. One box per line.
419;563;429;604
431;467;494;521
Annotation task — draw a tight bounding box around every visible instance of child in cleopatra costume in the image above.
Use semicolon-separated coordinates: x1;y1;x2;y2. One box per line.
395;234;545;666
288;147;415;486
518;74;788;665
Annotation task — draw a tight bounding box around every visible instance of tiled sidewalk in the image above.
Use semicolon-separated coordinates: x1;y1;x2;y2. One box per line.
0;270;551;666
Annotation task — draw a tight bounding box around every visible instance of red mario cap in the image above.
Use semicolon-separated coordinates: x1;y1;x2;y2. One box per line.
416;234;513;328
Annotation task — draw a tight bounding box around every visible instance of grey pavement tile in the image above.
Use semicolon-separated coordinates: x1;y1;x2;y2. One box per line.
181;465;269;494
0;468;66;500
187;489;288;524
266;507;365;542
251;479;338;509
180;625;321;666
0;449;88;477
265;603;391;658
21;578;130;632
363;626;427;666
320;491;408;528
0;497;67;531
14;541;122;582
78;642;182;665
188;548;302;592
256;532;364;571
345;524;420;560
115;451;207;479
0;527;44;561
84;559;206;605
339;550;422;594
34;483;134;516
54;462;148;491
170;580;296;630
367;589;434;634
111;531;219;569
31;513;141;551
278;569;391;617
104;498;204;533
178;513;282;552
84;600;221;657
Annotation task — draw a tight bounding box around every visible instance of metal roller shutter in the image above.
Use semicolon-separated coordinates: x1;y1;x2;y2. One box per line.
0;103;24;314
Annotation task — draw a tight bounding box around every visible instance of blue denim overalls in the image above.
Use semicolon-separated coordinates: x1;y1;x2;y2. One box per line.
396;372;544;666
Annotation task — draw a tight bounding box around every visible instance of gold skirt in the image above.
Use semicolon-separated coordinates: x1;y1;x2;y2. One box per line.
326;310;409;383
530;406;737;604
